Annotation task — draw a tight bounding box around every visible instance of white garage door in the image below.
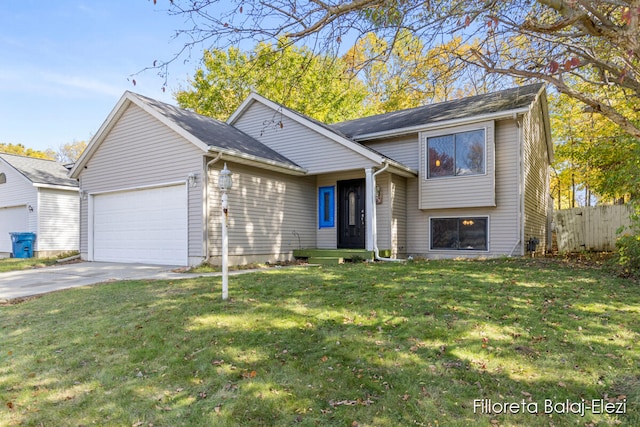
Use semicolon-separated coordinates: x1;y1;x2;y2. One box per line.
0;206;28;253
92;184;188;265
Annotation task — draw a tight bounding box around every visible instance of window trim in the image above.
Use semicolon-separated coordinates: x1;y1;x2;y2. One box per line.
422;123;492;181
318;186;335;228
429;216;490;252
426;128;487;179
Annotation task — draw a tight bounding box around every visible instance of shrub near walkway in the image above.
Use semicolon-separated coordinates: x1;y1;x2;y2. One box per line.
1;258;638;426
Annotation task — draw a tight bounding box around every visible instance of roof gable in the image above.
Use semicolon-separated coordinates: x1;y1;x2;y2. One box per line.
332;83;545;139
0;153;78;188
228;93;417;176
71;92;304;178
132;93;302;169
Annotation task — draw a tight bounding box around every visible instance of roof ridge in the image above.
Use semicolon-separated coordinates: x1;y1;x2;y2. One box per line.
333;83;544;127
0;151;58;163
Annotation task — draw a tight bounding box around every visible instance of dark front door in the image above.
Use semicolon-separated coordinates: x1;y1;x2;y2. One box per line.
338;179;366;249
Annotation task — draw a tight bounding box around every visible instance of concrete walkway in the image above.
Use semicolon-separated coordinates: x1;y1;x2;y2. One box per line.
0;261;255;301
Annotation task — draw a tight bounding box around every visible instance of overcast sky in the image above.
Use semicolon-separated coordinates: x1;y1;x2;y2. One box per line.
0;1;204;152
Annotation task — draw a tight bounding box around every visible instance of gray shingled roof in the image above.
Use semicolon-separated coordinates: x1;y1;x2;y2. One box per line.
131;93;302;169
0;153;78;187
331;83;544;138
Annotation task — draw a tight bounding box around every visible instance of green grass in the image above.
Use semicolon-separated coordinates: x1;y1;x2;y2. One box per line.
0;257;58;272
1;258;639;426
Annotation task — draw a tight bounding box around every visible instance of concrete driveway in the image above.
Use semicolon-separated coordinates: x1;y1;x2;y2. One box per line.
0;262;222;301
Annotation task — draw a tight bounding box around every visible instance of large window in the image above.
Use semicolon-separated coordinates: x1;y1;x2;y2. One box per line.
318;186;335;228
431;217;488;250
427;129;485;178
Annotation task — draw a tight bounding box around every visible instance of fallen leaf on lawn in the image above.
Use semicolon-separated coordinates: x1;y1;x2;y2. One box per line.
6;401;14;410
401;394;410;401
558;382;566;387
211;359;225;366
242;370;257;378
320;355;328;362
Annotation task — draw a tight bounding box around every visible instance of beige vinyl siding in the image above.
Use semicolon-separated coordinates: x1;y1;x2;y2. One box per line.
37;188;79;254
375;173;391;250
522;96;551;254
0;162;38;234
419;121;496;209
391;174;407;257
233;102;379;174
363;135;420;170
316;170;365;249
208;161;316;265
406;120;520;257
78;104;205;261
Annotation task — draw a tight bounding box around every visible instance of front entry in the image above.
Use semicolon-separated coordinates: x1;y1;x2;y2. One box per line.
337;179;366;249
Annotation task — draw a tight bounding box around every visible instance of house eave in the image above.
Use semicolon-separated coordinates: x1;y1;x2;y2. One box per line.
209;148;308;176
350;107;531;142
33;183;79;191
384;160;418;178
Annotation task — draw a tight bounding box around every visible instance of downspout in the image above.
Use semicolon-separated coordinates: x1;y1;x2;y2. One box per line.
371;162;403;262
510;116;523;256
204;152;223;263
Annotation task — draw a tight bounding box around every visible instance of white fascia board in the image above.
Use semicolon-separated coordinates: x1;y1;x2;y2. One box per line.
226;93;257;125
351;107;531;142
70;92;212;179
32;183;79;191
385;161;418;178
535;89;554;164
228;93;385;165
0;158;33;186
69;92;132;178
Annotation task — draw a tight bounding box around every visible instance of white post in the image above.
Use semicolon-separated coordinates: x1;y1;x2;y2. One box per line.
221;191;229;300
365;168;375;252
218;162;232;301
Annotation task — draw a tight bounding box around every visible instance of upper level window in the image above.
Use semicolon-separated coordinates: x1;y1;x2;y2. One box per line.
0;173;6;184
427;129;485;178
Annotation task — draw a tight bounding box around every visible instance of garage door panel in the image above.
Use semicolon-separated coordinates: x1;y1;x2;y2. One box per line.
92;185;188;265
0;206;28;253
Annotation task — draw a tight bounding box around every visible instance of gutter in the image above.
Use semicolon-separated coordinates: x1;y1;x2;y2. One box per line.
204;152;223;264
351;108;530;142
371;162;403;262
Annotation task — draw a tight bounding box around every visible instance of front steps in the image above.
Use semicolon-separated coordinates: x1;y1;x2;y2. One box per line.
293;249;392;265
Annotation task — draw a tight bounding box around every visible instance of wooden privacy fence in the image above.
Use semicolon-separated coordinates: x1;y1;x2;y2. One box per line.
553;204;634;253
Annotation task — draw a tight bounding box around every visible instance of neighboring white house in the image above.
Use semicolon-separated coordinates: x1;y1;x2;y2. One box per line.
69;84;552;266
0;153;79;257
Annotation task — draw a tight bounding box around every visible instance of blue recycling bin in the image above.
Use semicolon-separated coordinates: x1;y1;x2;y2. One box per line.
9;232;36;258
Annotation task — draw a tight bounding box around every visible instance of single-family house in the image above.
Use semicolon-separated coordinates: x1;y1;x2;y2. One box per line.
0;153;79;257
69;83;552;266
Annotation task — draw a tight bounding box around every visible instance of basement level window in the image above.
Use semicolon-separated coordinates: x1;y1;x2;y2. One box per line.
318;186;335;228
431;217;488;250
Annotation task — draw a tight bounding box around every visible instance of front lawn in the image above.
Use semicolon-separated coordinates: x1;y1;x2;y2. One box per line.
1;258;638;426
0;257;58;273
